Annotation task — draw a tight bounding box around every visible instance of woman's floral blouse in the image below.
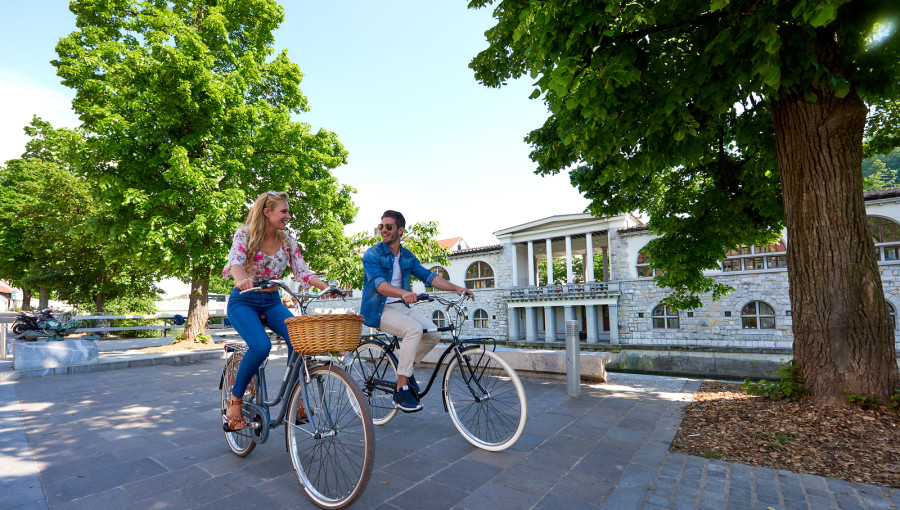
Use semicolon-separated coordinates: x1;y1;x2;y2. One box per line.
222;228;315;287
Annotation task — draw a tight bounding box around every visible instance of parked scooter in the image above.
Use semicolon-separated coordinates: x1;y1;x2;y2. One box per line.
11;309;52;335
12;309;82;340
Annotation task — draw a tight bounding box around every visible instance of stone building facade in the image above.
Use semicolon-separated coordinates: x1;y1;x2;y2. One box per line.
311;189;900;351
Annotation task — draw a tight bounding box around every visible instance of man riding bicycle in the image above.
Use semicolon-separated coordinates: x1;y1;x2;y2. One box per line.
360;210;474;412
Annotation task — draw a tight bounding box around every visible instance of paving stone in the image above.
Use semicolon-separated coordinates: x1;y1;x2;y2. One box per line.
6;356;898;510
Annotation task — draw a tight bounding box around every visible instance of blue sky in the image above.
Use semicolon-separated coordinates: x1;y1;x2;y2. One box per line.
0;1;591;293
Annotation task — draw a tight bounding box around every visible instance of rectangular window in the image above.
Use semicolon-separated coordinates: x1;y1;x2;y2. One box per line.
743;257;764;270
766;255;787;269
885;246;900;261
652;318;666;328
667;318;680;329
760;317;776;329
637;266;653;277
742;317;757;329
722;259;741;272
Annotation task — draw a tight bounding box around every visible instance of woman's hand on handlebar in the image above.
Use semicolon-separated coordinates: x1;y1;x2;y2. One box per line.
236;278;255;292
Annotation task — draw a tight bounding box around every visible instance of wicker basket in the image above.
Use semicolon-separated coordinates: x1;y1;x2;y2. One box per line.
284;314;364;355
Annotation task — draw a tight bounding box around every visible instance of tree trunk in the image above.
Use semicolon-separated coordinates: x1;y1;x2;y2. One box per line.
95;292;109;336
39;286;49;309
183;270;210;342
22;289;32;311
771;66;900;404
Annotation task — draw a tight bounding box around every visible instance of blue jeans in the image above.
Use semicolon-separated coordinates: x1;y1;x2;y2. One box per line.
227;288;294;399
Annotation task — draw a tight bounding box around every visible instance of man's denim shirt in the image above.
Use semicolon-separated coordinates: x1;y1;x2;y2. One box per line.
360;242;437;329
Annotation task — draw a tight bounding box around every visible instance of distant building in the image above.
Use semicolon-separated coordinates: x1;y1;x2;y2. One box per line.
315;189;900;352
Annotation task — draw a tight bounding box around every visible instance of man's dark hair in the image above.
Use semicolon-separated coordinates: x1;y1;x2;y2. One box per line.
382;210;406;229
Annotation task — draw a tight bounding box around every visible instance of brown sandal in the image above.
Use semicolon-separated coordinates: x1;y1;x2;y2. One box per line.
296;403;309;425
224;396;247;432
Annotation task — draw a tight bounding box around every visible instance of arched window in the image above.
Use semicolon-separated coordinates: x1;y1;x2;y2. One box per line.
427;266;450;291
868;216;900;262
432;310;447;328
742;301;776;329
722;240;787;272
465;262;494;289
636;250;657;278
652;304;679;329
473;309;489;328
886;301;896;330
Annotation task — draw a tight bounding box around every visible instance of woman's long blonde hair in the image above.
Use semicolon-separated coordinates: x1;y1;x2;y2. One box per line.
242;191;290;272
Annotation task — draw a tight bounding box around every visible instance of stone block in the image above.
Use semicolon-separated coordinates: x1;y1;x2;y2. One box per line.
13;339;100;371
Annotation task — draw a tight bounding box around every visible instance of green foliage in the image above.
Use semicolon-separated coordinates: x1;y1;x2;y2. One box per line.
891;389;900;409
696;452;723;460
741;360;806;399
536;254;603;285
326;221;450;290
53;0;356;339
844;391;881;410
0;117;161;311
862;148;900;190
469;0;900;306
104;294;163;338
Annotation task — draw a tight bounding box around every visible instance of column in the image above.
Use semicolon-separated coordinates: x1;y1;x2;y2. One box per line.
565;235;574;283
602;246;610;282
544;305;558;341
508;306;521;340
608;302;619;344
564;305;576;324
546;238;554;285
510;243;518;287
525;307;538;342
585;305;598;343
527;241;535;286
586;232;595;282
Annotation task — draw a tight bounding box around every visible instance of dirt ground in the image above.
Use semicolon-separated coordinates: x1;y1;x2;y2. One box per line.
670;381;900;488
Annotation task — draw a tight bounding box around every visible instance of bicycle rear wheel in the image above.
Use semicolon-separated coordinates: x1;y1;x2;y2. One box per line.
345;341;398;425
221;353;258;457
443;347;527;451
286;364;374;509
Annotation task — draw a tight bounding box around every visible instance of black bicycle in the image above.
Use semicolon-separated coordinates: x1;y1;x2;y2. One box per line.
219;280;374;509
344;293;527;451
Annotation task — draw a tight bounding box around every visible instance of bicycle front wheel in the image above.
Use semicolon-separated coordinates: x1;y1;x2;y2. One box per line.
221;353;257;457
286;364;374;509
345;341;398;425
443;347;527;451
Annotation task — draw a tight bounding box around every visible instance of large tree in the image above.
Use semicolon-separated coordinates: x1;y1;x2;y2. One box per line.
0;117;161;312
53;0;355;341
470;0;900;405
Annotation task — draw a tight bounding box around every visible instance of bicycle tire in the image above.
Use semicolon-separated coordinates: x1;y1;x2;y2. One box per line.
286;364;374;509
443;347;528;451
221;353;258;457
345;341;399;426
12;323;26;335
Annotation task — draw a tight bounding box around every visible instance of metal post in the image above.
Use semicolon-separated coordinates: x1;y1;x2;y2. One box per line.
565;320;581;397
1;325;8;359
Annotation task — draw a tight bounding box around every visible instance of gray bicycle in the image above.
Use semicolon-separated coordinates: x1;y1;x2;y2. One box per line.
345;292;527;451
219;280;374;509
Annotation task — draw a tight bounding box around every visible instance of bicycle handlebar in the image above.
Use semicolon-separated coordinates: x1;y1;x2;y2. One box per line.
239;279;345;316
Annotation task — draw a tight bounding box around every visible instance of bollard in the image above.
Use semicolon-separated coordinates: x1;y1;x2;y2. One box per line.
1;325;7;360
565;320;581;397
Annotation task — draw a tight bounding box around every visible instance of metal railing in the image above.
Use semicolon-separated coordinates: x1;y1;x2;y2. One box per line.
506;282;619;301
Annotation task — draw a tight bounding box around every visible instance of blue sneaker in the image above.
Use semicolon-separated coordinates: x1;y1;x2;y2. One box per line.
393;386;423;412
408;374;421;396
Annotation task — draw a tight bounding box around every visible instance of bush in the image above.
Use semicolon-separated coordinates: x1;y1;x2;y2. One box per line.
741;359;806;399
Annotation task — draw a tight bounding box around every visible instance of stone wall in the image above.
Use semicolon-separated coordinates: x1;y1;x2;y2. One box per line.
617;272;793;349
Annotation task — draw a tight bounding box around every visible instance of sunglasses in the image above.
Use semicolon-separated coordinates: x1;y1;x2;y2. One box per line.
377;223;398;232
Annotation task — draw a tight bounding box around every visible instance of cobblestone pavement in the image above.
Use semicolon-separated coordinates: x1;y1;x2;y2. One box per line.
2;352;899;509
